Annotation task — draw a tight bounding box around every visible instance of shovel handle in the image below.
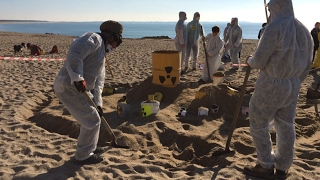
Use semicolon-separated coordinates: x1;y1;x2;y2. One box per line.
83;92;117;141
200;25;211;80
264;0;269;24
225;66;251;150
316;81;320;91
105;56;114;78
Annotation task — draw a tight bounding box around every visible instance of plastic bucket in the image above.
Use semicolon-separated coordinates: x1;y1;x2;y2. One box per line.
198;107;209;116
152;51;181;87
102;87;115;95
148;94;155;101
210;104;219;113
181;110;187;116
212;72;225;86
116;102;130;118
154;92;163;102
141;101;160;116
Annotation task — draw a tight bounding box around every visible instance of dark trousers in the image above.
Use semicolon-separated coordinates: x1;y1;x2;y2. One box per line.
313;46;319;63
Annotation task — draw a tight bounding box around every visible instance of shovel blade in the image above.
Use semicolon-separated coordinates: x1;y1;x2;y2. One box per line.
109;141;130;149
306;88;320;99
212;148;235;157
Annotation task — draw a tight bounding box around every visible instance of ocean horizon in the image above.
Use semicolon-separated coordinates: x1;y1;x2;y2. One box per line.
0;21;263;40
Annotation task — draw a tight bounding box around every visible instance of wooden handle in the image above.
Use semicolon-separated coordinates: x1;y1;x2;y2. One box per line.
105;56;114;78
83;92;116;141
225;66;251;150
316;81;320;91
264;0;269;24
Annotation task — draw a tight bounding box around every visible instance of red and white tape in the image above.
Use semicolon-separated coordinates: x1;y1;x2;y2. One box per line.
231;63;248;67
0;56;66;61
221;63;248;67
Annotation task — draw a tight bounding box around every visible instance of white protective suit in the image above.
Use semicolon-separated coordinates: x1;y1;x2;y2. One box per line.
53;32;106;161
223;23;231;58
247;0;313;171
225;17;242;68
186;12;203;69
201;33;224;81
174;11;187;68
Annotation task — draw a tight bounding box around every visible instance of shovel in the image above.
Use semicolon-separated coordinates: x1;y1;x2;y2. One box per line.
83;92;129;149
307;81;320;97
306;81;320;106
105;56;114;78
212;66;251;156
200;25;211;82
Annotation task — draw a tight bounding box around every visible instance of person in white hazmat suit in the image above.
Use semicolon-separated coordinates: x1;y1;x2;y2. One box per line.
222;23;231;60
243;0;313;179
53;20;123;165
174;11;187;73
224;17;242;70
199;26;224;83
185;12;204;71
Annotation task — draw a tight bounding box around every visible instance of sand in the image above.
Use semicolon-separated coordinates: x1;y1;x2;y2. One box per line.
0;31;319;179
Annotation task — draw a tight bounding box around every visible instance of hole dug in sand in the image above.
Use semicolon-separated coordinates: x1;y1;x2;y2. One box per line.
26;79;320;168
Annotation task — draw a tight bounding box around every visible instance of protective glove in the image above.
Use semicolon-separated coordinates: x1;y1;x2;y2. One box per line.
74;81;86;92
97;106;103;116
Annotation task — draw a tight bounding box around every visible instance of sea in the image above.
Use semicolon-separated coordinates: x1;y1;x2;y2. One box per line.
0;21;263;40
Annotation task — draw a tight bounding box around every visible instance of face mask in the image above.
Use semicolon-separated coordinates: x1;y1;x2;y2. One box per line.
114;33;122;47
106;44;113;53
196;17;200;21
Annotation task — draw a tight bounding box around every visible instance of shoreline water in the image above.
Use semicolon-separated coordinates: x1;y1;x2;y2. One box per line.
0;21;263;39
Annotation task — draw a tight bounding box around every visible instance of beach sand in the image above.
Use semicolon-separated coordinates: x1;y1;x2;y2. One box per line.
0;31;319;179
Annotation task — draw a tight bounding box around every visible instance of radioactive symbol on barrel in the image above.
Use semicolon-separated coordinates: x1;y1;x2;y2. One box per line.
116;105;122;115
159;66;177;85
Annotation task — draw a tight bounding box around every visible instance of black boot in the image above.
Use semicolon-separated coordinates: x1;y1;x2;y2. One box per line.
74;154;104;165
94;146;106;154
275;169;288;179
244;164;274;179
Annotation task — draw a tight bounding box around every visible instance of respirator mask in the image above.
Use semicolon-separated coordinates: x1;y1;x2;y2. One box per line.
104;31;123;53
113;33;122;47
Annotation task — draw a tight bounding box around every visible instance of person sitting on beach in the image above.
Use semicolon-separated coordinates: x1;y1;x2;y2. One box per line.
198;26;224;84
53;20;123;165
243;0;313;179
49;45;59;54
27;43;43;56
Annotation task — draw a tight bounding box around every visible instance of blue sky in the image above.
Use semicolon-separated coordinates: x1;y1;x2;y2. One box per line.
0;0;318;29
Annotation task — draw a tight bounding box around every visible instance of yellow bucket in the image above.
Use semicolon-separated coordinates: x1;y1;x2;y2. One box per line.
102;87;115;95
154;92;163;102
148;94;155;101
152;51;181;87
